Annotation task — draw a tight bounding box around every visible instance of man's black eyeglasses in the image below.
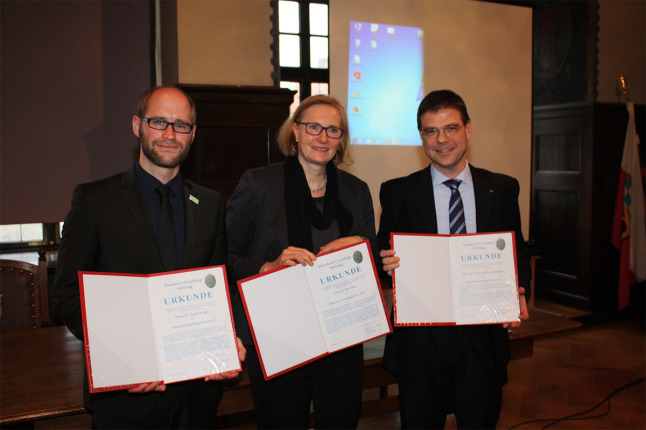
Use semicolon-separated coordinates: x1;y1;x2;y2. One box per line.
142;117;194;134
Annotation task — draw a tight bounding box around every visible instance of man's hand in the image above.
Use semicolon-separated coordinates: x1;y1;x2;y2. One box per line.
236;337;246;362
204;337;246;382
127;381;166;394
504;287;529;329
379;249;400;276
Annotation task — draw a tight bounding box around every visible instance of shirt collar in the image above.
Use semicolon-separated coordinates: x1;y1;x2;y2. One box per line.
430;161;472;188
135;162;183;197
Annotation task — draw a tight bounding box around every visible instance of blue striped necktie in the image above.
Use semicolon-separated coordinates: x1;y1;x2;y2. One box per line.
444;179;466;234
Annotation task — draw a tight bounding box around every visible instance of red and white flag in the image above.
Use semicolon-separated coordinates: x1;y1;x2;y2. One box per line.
611;101;646;310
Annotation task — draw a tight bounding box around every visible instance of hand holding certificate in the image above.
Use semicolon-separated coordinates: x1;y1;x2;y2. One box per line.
238;241;392;379
79;266;241;393
392;232;521;326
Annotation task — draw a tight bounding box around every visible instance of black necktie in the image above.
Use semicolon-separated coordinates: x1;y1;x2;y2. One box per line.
156;185;177;270
444;179;466;234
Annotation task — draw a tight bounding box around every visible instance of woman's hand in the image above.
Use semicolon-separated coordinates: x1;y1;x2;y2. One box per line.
379;249;400;276
319;236;364;254
260;246;317;273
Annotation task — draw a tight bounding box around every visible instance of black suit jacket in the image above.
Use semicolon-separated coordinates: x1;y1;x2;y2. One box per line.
50;166;226;420
377;164;531;388
225;162;377;345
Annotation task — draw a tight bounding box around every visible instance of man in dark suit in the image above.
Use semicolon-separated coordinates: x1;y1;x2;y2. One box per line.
378;90;530;429
51;86;244;428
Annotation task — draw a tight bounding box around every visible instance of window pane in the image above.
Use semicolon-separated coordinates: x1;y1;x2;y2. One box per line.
310;36;328;69
309;3;328;36
279;1;300;34
0;224;21;242
0;223;44;243
21;223;44;242
311;82;329;96
280;34;301;67
280;81;301;114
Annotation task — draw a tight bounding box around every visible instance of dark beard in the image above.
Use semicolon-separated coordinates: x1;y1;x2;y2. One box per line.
140;139;190;168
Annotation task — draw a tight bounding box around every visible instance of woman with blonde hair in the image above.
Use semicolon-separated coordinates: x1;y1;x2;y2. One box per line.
226;94;376;429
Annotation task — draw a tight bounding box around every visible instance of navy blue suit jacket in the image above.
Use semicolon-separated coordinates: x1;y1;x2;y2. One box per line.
51;166;226;420
377;164;530;387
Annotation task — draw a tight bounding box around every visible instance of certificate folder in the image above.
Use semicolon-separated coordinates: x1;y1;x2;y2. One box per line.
238;241;392;380
392;232;521;326
79;266;241;393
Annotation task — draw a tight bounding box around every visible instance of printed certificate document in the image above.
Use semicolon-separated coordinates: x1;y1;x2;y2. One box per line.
79;266;241;393
392;232;520;326
238;241;391;379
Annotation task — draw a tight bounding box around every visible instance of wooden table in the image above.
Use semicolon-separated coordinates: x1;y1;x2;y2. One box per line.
0;326;86;425
0;297;582;427
0;326;397;428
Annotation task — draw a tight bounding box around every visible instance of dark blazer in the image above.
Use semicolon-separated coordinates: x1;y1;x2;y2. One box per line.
50;166;226;420
377;164;531;388
226;162;377;345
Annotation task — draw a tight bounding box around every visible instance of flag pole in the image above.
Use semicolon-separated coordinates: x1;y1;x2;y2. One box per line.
612;73;646;310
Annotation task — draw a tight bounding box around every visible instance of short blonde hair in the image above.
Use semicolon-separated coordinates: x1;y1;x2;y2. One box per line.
276;95;351;165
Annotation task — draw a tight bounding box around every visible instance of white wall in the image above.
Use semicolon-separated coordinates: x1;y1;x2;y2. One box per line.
177;0;274;86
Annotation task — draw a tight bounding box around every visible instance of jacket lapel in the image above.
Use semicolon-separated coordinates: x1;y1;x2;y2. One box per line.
411;166;438;234
471;165;493;233
181;180;199;269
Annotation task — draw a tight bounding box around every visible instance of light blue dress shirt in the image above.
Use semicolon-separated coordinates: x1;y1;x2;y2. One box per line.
430;162;477;234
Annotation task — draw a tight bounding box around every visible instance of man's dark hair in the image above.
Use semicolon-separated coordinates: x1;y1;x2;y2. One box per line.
417;90;470;130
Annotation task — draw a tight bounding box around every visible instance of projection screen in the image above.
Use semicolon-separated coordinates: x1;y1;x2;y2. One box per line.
330;0;533;237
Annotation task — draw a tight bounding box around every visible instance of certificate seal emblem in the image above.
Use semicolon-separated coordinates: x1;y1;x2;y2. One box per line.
204;274;216;288
496;238;506;250
353;250;363;264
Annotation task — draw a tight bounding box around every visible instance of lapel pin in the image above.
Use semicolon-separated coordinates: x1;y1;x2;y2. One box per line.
189;195;199;204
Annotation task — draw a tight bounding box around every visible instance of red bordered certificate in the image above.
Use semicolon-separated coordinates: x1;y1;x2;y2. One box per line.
238;240;392;380
79;265;241;393
391;232;521;326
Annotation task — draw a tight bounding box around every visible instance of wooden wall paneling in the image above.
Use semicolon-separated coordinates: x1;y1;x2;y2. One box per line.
532;103;591;310
531;102;645;314
178;85;296;201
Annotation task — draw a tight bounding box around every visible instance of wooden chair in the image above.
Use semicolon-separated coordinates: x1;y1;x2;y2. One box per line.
0;248;50;332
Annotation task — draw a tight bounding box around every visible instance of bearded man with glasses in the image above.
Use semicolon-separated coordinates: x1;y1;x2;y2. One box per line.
51;86;245;429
